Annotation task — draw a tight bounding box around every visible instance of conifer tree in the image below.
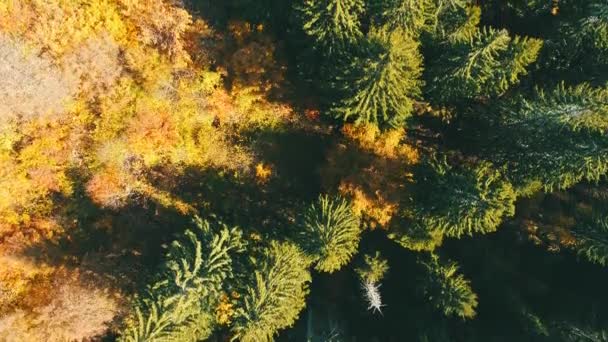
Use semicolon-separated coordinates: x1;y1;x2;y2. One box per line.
392;157;516;244
482;83;608;193
355;251;389;284
427;27;542;104
231;241;311;342
420;254;478;319
119;219;245;342
571;215;608;267
331;27;424;127
368;0;436;34
369;0;476;38
388;220;445;252
579;1;608;67
297;0;365;53
299;195;361;273
438;2;481;42
539;0;608;80
355;252;389;314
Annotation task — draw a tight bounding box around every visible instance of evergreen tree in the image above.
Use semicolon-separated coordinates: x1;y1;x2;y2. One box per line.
331;27;424;127
388;219;445;252
368;0;436;34
571;215;608;267
119;218;245;342
420;254;478;319
392;157;516;244
355;251;388;314
481;83;608;193
433;0;480;41
538;0;608;81
579;1;608;68
297;0;365;54
369;0;476;38
355;251;389;284
231;241;311;342
299;195;362;273
427;27;542;104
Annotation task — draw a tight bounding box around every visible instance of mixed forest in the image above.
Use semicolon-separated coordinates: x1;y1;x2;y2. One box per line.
1;0;608;341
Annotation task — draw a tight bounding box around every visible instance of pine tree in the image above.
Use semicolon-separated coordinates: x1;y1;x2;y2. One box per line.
297;0;365;54
231;241;311;342
427;27;542;104
571;215;608;267
119;218;245;342
368;0;436;34
539;0;608;80
579;1;608;67
400;157;516;240
433;0;480;41
420;254;478;319
331;27;424;127
355;252;388;314
482;83;608;193
388;219;445;252
355;251;389;284
369;0;476;38
299;195;361;273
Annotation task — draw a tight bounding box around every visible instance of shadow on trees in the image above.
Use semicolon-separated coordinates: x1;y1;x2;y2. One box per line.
21;168;197;292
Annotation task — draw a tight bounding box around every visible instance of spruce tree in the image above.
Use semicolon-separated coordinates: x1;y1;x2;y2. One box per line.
119;219;245;342
369;0;476;38
331;27;424;127
579;1;608;67
481;83;608;193
355;252;389;314
420;254;478;319
299;195;362;273
571;215;608;267
368;0;436;34
388;219;445;252
231;241;311;342
427;27;542;104
393;157;516;243
433;1;480;41
355;251;389;284
539;0;608;81
297;0;365;53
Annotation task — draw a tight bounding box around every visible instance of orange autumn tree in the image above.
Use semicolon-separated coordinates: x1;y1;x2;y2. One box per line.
0;1;300;339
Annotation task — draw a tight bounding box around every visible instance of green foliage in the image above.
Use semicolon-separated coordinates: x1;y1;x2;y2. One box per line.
355;251;389;283
388;220;445;252
420;254;478;319
554;320;608;342
119;219;245;342
431;1;480;41
331;27;424;127
521;309;550;337
231;241;312;342
571;216;608;267
389;159;515;251
300;195;361;273
370;0;478;39
565;1;608;73
580;1;608;59
6;0;608;340
442;4;481;42
409;157;516;239
485;83;608;192
297;0;365;53
368;0;436;34
427;27;542;103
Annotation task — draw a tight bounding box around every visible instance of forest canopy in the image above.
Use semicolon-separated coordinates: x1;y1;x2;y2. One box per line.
1;0;608;341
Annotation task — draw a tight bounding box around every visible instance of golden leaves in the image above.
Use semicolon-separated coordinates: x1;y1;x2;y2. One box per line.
255;162;273;184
